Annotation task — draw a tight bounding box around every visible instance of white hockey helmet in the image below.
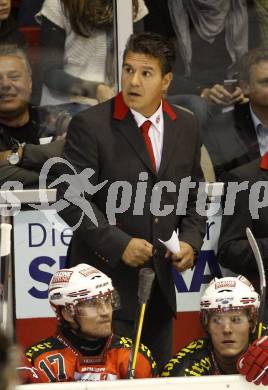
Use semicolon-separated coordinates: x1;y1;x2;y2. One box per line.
48;264;118;317
200;275;260;327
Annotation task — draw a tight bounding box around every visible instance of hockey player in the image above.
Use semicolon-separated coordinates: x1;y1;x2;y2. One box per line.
24;264;157;382
161;275;260;377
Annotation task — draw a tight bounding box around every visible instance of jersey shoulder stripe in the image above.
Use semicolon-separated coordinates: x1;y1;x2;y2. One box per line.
161;338;212;377
25;337;65;363
112;335;157;372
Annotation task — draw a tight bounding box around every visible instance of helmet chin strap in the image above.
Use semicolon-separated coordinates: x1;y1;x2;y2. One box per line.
72;315;82;333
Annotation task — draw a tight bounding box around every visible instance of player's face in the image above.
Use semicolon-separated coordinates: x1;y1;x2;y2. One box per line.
75;296;113;339
208;310;250;361
121;51;172;117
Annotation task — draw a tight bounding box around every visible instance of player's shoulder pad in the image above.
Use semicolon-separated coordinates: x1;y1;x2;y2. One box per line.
161;338;205;377
25;337;65;363
114;335;157;370
114;335;133;349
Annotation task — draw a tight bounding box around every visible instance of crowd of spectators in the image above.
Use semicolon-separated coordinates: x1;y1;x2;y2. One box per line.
1;0;268;386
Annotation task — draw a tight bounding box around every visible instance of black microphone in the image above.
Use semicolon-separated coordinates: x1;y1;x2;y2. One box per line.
127;268;156;379
138;268;155;304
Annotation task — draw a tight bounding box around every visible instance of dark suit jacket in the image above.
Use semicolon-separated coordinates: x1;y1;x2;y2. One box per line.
58;93;206;321
218;158;268;294
203;102;260;179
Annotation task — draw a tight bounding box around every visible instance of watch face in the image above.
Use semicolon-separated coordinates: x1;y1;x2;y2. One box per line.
8;152;20;165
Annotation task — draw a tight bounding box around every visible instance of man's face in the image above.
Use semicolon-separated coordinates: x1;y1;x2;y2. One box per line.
241;60;268;108
74;295;113;339
121;51;172;117
0;55;32;119
0;0;10;21
208;310;250;360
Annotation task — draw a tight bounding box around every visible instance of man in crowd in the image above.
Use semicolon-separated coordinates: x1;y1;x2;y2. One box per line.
217;154;268;320
204;47;268;179
0;44;69;188
161;275;268;383
56;31;206;369
24;264;157;382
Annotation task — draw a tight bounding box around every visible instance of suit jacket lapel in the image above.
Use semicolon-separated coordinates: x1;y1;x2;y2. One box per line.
158;113;179;178
235;103;260;161
113;93;156;173
112;93;178;176
114;114;156;173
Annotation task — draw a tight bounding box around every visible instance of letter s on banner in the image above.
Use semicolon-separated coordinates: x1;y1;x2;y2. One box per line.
28;256;56;299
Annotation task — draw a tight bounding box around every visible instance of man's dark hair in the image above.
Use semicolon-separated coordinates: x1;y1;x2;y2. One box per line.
238;47;268;82
123;32;176;75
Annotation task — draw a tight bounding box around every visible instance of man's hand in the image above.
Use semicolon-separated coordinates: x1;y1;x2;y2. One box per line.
201;84;248;106
165;241;195;272
122;238;153;267
237;336;268;385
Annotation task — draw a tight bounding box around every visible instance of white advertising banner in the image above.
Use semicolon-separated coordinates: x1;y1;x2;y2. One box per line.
13;210;72;319
13;200;224;319
175;203;223;312
16;375;267;390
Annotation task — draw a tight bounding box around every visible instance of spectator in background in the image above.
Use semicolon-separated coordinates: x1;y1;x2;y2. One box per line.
36;0;148;110
161;276;262;378
144;1;260;112
217;155;268;318
167;0;260;100
255;0;268;47
24;264;157;382
0;44;69;189
0;0;26;47
203;47;268;179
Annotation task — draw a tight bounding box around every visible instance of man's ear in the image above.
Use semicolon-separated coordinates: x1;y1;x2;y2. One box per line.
239;80;250;97
61;307;74;323
162;72;173;95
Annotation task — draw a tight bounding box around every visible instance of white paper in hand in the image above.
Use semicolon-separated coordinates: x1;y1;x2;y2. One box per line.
159;230;180;254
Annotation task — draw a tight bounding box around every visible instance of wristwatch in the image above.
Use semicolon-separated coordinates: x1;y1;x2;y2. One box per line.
7;142;21;165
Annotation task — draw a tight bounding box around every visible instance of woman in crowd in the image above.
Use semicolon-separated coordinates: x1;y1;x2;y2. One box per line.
0;0;25;46
37;0;148;109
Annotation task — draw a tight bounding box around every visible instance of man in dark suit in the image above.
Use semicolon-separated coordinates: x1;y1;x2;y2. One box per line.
204;102;259;179
57;32;206;370
204;47;268;179
217;156;268;313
